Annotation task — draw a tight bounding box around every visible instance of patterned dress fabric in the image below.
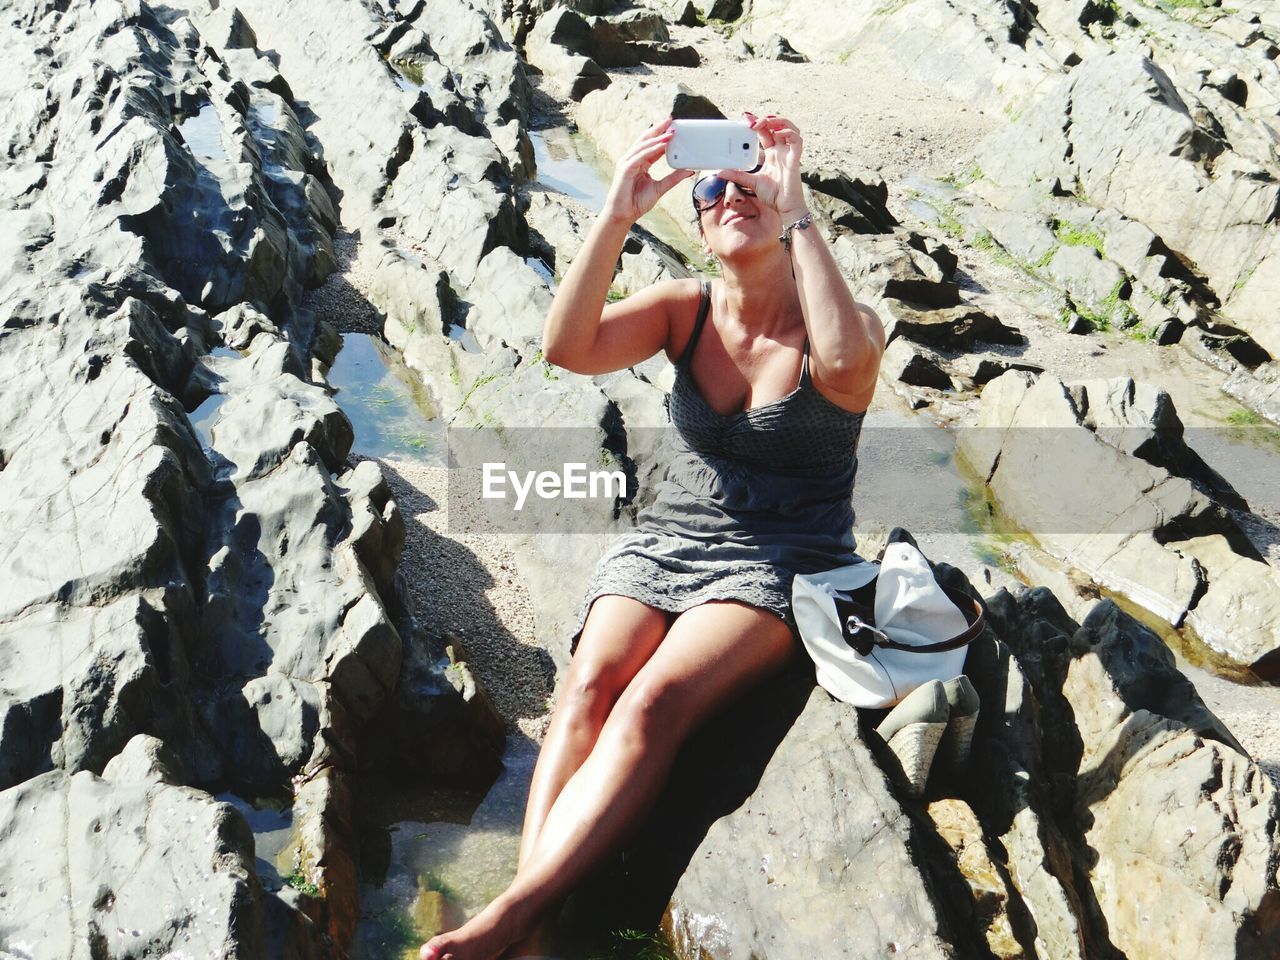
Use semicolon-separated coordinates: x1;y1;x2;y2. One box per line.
569;280;867;654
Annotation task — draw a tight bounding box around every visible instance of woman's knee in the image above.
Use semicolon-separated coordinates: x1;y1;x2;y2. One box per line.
608;675;689;744
560;597;670;722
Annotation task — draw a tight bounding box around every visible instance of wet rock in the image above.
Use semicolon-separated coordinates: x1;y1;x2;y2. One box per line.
959;371;1275;674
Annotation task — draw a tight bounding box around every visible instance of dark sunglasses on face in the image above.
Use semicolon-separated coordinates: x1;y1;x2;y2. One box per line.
692;166;762;214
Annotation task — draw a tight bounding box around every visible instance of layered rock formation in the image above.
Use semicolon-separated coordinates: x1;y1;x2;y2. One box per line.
4;0;1279;956
0;0;499;952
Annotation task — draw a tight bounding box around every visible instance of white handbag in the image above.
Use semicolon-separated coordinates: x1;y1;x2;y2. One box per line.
791;540;985;708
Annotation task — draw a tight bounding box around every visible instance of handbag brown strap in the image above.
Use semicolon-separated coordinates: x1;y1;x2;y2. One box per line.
832;583;985;657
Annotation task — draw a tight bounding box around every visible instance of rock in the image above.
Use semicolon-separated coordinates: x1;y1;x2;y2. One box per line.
605;9;671;42
1224;361;1280;426
693;0;743;20
1182;321;1272;374
976;52;1280;357
668;1;702;27
0;735;327;957
465;245;555;350
973;588;1280;958
758;33;808;62
1178;535;1280;680
528;7;699;73
525;7;612;101
743;0;1050;113
926;799;1028;959
949;354;1044;386
803;168;899;235
615;223;696;297
882;338;954;390
958;372;1274;673
1064;602;1280;957
962;623;1091;959
588;668;960;958
1154;317;1185;344
905;232;958;280
199;338;354;479
400;0;533;177
882;300;1023;350
1058;312;1087;334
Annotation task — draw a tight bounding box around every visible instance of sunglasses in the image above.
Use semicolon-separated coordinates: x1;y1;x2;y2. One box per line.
691;167;762;215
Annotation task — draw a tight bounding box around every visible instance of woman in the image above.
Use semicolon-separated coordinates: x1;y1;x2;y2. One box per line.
420;112;885;960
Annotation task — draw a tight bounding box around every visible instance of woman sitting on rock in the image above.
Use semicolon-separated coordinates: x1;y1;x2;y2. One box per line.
420;112;885;960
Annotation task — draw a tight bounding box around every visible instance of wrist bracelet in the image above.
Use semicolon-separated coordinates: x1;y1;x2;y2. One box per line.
779;212;813;254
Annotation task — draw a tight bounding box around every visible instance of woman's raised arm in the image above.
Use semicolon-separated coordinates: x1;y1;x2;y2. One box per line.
542;118;694;375
718;113;885;410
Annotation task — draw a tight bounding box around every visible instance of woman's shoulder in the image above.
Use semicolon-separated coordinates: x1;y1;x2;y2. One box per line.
661;277;709;364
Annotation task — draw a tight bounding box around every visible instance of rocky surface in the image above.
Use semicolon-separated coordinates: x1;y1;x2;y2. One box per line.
4;0;1280;956
0;0;500;953
578;572;1280;960
958;370;1280;677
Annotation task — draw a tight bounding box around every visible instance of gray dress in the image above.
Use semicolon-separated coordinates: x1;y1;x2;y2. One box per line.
569;280;867;655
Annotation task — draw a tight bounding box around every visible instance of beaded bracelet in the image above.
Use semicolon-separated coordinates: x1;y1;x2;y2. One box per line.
779;212;813;254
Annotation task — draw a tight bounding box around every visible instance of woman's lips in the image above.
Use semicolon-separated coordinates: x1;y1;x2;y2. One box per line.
723;212;753;225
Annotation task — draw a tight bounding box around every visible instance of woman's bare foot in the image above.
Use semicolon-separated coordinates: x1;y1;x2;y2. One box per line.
498;908;560;959
419;893;534;960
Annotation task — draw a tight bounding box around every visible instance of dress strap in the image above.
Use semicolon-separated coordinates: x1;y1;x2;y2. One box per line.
676;280;712;368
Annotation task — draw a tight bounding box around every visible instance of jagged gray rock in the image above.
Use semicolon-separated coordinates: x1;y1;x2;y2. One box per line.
959;371;1280;675
0;734;328;957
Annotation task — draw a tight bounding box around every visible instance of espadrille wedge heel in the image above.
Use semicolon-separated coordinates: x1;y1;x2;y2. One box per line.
875;679;949;798
938;675;980;776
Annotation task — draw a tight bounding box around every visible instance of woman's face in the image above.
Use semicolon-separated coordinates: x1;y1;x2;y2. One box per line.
697;179;782;259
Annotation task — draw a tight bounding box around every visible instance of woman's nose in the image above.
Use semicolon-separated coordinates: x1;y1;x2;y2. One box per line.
724;181;748;203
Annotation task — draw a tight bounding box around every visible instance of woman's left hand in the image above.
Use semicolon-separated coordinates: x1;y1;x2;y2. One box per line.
717;112;810;222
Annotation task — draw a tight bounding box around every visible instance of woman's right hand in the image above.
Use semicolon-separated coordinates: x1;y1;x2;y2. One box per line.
601;116;695;225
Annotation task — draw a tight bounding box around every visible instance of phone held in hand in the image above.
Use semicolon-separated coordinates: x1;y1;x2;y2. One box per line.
665;119;759;171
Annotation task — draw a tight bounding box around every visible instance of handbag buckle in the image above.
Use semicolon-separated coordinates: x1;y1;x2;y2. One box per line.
843;613;890;657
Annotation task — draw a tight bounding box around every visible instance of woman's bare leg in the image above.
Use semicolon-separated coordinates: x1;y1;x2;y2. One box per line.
420;601;798;960
515;596;670;870
501;596;670;957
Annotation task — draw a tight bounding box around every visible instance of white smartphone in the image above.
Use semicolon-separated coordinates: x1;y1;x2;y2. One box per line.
665;119;759;171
